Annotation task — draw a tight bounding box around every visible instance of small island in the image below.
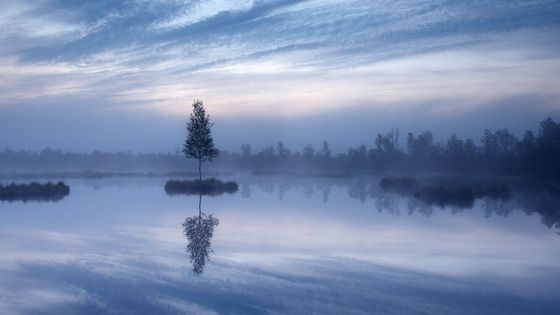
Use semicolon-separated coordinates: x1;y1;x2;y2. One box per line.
165;178;238;196
0;181;70;202
380;175;513;208
165;100;238;196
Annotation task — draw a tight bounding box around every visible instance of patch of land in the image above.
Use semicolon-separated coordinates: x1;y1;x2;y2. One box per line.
0;181;70;202
165;178;239;196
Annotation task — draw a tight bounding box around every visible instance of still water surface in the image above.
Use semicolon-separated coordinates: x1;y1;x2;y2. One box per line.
1;176;559;314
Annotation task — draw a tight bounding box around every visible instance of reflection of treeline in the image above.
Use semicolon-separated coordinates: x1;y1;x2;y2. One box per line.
0;181;70;202
381;187;560;231
380;176;512;208
376;176;560;231
235;177;560;231
1;117;559;176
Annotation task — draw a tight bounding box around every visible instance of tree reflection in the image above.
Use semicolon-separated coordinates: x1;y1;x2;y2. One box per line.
376;184;560;232
232;176;559;232
182;194;219;275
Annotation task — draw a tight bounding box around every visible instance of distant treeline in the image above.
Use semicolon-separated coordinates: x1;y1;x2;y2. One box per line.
1;117;559;176
236;116;560;176
0;150;204;172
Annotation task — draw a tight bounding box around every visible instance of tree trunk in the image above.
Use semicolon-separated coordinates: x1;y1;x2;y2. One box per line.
198;158;202;181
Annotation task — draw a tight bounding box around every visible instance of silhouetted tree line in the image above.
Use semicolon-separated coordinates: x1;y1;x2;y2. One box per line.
1;117;559;176
0;149;240;172
235;117;560;176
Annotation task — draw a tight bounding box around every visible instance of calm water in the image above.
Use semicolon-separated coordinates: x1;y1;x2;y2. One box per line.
1;176;559;315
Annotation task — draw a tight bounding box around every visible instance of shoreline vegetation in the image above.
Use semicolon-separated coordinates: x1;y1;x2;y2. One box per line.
1;117;559;177
378;175;560;230
0;181;70;202
379;176;512;209
165;178;239;196
379;175;560;208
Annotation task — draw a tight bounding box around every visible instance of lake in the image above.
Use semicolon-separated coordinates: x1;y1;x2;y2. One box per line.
1;175;559;314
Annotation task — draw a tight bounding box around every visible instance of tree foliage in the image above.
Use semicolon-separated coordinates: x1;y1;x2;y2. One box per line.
183;100;219;179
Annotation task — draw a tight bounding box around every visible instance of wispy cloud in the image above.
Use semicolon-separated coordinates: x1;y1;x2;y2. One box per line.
0;0;559;150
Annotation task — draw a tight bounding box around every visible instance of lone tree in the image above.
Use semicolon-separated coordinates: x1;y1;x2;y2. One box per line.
183;100;219;181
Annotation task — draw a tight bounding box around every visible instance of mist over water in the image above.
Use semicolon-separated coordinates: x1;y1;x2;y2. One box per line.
1;111;560;314
1;0;560;314
1;176;559;314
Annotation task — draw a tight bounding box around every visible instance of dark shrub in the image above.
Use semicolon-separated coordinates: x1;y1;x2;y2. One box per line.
0;181;70;202
165;178;238;196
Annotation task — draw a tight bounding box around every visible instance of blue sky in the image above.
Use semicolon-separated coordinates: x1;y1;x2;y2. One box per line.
0;0;559;152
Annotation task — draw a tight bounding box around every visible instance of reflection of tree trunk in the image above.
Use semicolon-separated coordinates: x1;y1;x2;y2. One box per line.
198;194;202;217
198;158;202;181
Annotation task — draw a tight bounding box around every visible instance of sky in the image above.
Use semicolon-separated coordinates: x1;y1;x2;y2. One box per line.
0;0;559;153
